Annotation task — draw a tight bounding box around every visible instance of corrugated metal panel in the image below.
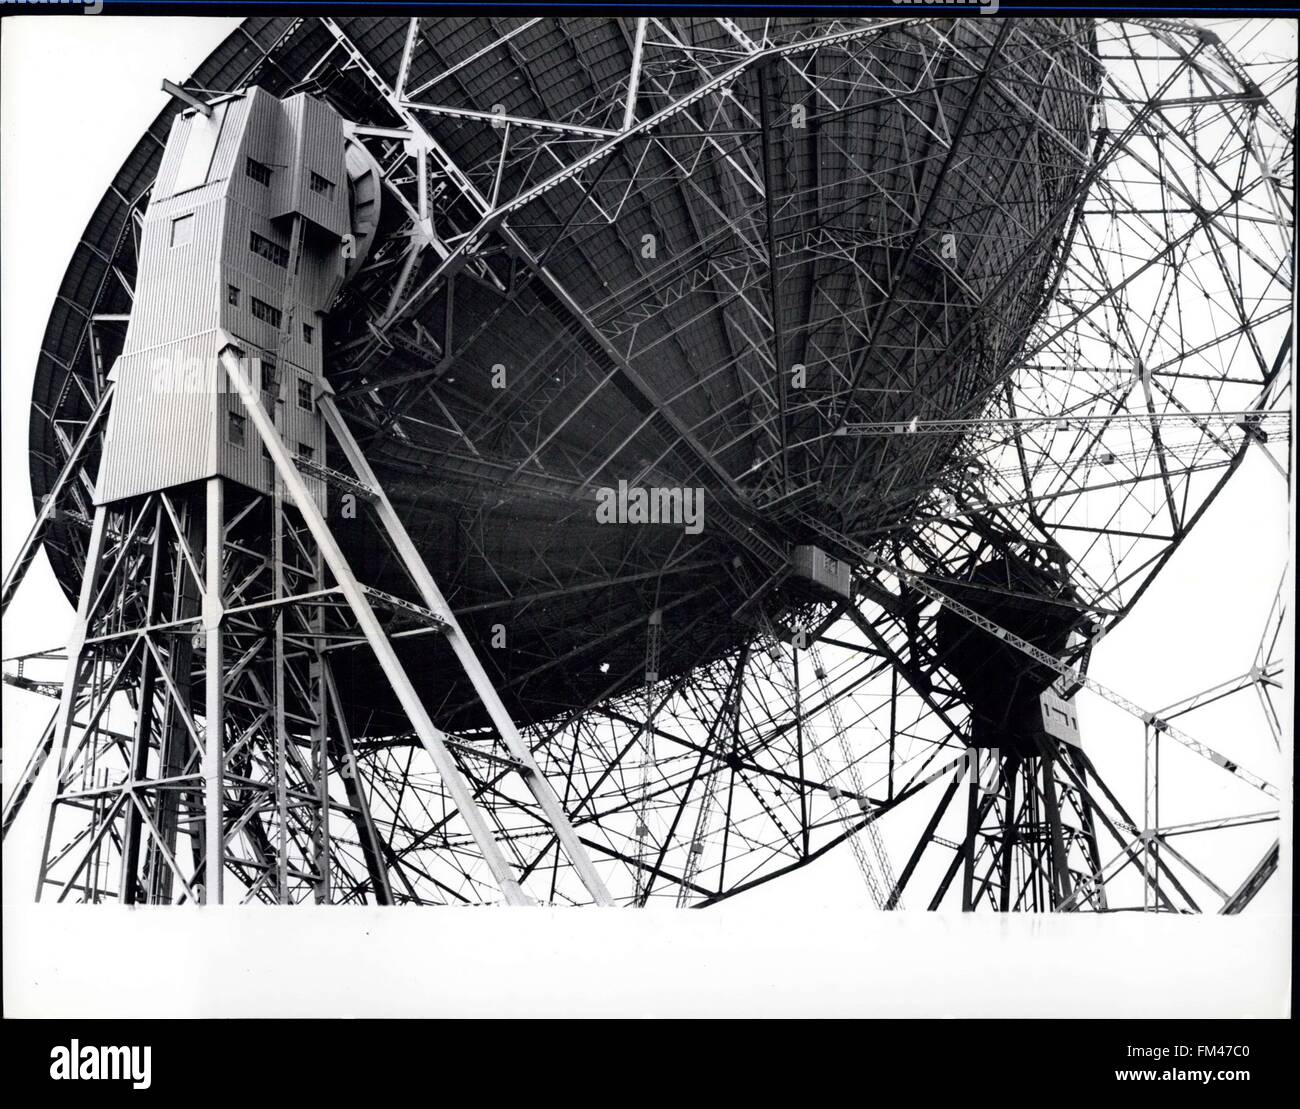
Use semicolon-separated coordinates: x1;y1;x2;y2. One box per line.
274;94;307;219
229;90;285;212
295;235;344;311
29;17;320;598
221;202;293;352
233;350;326;510
96;335;220;504
206;94;250;184
275;94;349;237
123;198;224;354
279;366;327;511
298;94;349;238
99;83;347;507
168;101;231;197
153;110;195;200
147;182;227;222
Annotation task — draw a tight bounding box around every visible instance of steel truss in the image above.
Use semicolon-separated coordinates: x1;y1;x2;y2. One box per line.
17;350;611;906
5;16;1293;909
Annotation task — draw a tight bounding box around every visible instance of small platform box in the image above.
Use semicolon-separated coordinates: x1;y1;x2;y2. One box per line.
1039;688;1081;748
790;544;852;600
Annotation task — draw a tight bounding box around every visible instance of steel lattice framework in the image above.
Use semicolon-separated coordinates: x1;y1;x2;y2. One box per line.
3;15;1292;910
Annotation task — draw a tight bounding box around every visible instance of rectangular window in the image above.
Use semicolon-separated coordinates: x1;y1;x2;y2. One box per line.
249;296;282;328
245;156;272;185
250;230;289;268
309;172;335;199
297;378;314;411
298;442;314;462
227;284;240;306
260;355;279;400
228;412;246;448
170;214;194;247
302;323;314;345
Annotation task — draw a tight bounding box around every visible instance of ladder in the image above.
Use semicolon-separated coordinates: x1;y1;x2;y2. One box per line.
635;609;663;904
675;660;735;907
718;543;899;907
805;641;900;908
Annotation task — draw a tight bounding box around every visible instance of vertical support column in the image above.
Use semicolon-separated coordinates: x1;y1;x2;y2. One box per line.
118;503;165;904
35;505;110;901
999;758;1020;912
635;608;662;905
961;771;979;912
1041;756;1075;909
1142;721;1161;912
794;644;808;859
203;477;224;905
887;669;898;802
311;547;330;904
1063;748;1109;911
154;500;202;903
273;479;290;901
222;349;530;905
1151;726;1160;909
1142;721;1151;912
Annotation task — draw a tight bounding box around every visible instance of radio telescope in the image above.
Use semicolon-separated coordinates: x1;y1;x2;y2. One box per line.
3;15;1291;910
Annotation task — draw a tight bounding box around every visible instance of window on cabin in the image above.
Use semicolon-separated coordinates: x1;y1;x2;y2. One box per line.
297;378;313;411
302;323;314;345
170;214;194;246
245;157;272;185
309;172;335;199
260;356;279;401
250;230;289;267
227;285;240;306
249;297;281;327
227;412;246;448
